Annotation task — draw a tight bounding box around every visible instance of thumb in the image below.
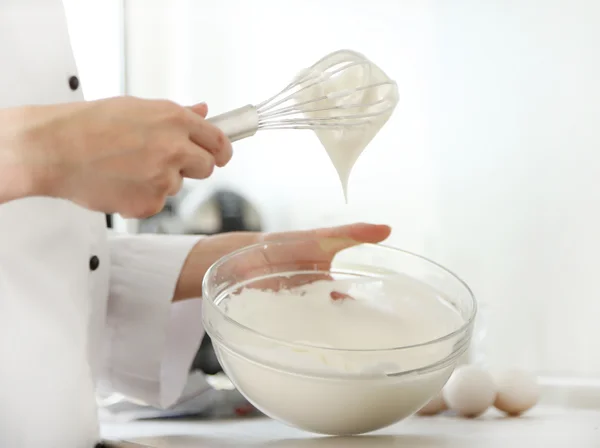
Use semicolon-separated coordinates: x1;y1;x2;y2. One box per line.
189;102;208;118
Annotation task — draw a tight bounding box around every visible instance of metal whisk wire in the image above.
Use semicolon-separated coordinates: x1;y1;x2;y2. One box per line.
207;50;398;142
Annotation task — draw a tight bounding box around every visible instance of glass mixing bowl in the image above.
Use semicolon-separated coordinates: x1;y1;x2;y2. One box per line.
202;237;476;435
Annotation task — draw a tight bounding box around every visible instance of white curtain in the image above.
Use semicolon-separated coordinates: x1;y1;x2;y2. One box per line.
120;0;600;379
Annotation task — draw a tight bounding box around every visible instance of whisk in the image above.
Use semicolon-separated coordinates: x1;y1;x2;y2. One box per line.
207;50;399;143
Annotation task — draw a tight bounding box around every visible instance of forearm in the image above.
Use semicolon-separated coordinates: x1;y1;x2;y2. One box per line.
0;107;36;203
173;231;260;302
0;104;79;204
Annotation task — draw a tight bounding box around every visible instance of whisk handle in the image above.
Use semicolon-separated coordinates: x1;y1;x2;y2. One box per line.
207;105;259;143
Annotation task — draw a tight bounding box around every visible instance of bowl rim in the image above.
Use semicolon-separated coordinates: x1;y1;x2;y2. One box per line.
202;238;477;353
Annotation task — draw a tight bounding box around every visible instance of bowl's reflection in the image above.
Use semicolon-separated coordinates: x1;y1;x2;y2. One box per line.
261;435;453;448
130;434;454;448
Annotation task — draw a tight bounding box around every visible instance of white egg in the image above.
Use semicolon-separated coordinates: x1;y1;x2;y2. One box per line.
417;391;447;416
443;365;496;418
493;369;540;416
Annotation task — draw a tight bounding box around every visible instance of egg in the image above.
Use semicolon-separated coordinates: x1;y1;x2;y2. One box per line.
493;369;539;416
417;391;447;416
443;365;496;418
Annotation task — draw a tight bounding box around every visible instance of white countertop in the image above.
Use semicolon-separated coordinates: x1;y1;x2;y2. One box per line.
101;406;600;447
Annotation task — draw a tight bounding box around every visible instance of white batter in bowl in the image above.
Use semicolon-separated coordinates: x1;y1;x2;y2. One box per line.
202;239;476;436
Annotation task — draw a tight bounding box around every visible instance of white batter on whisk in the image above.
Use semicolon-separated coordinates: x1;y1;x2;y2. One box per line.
295;50;399;200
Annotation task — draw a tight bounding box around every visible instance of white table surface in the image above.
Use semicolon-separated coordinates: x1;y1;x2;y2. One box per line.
101;406;600;447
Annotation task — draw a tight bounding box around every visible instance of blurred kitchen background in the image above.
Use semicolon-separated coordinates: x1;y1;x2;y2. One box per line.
64;0;600;385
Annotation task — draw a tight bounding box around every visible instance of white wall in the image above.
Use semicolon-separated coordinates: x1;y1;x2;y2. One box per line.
124;0;600;378
62;0;124;100
426;0;600;377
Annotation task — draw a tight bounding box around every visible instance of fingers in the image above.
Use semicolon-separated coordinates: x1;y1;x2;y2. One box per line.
165;169;184;196
265;223;391;246
119;183;167;219
260;223;392;267
330;291;353;301
227;223;392;293
180;142;216;179
189;102;208;118
185;108;233;168
312;223;392;243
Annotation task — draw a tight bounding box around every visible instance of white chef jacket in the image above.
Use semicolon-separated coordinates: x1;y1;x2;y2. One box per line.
0;2;205;447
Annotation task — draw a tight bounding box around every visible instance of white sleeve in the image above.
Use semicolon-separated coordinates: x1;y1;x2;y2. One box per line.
103;233;205;408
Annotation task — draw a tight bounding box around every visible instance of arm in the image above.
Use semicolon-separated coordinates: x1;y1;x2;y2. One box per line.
0;99;231;216
99;224;390;408
172;232;259;301
101;231;258;408
0;106;54;205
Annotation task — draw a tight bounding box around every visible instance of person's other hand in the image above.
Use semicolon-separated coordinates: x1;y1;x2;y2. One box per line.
173;223;392;301
0;97;232;217
243;223;393;294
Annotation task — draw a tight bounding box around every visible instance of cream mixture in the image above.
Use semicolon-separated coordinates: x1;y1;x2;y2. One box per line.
224;277;462;355
215;276;465;435
296;50;399;200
